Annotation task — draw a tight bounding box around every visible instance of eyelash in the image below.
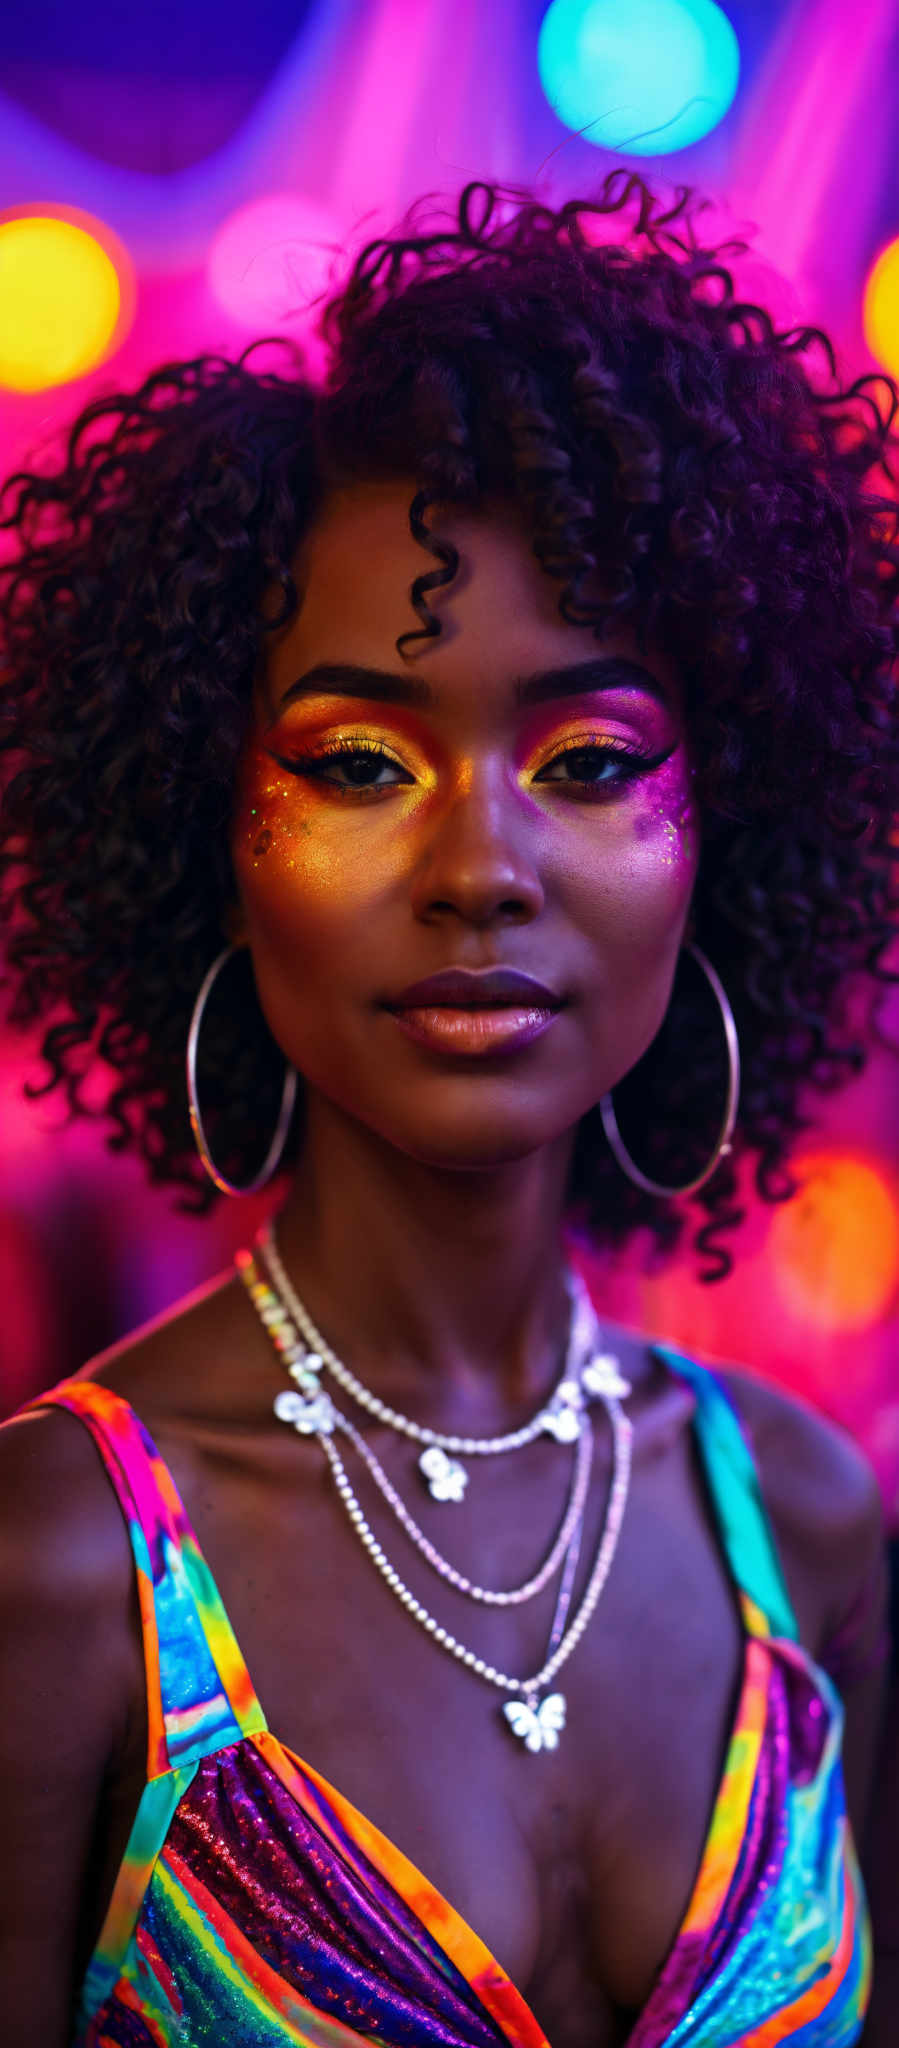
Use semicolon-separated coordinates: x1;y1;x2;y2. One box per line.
534;733;667;793
269;732;669;800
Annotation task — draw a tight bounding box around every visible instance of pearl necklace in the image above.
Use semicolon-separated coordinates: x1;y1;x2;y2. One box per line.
316;1409;632;1700
239;1245;600;1604
259;1219;630;1496
238;1241;633;1750
339;1401;595;1606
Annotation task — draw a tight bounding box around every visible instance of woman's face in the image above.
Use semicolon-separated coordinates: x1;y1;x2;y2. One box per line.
230;480;699;1171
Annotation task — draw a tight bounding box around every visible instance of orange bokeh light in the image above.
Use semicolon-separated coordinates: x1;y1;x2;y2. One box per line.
769;1152;899;1332
863;234;899;381
0;205;134;394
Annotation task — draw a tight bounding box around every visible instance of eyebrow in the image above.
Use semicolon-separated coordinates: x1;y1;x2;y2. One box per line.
275;657;671;713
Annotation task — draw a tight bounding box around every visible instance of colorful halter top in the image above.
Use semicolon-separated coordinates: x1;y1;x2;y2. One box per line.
29;1350;871;2048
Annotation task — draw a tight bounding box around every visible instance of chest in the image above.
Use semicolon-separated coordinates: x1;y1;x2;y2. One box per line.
106;1414;765;2046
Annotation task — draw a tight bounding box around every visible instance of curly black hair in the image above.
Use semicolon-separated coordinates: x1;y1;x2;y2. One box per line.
1;176;898;1279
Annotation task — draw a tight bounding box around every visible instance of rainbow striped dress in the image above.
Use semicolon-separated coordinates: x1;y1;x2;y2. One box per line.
29;1349;871;2047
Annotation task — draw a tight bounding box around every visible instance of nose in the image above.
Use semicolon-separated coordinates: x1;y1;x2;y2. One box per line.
409;769;545;928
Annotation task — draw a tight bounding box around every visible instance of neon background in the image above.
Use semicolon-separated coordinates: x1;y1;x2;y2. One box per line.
0;0;897;1529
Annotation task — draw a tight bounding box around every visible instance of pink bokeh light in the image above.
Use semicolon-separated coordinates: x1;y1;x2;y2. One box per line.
207;191;342;332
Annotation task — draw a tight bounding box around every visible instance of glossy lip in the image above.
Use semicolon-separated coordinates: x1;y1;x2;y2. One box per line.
386;967;565;1010
387;1003;562;1057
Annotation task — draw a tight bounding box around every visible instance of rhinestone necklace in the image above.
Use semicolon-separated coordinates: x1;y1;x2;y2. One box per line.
258;1218;630;1497
339;1402;595;1606
313;1402;632;1697
239;1247;597;1606
237;1243;633;1750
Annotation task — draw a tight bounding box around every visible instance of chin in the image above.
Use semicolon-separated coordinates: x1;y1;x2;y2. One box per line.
362;1098;581;1174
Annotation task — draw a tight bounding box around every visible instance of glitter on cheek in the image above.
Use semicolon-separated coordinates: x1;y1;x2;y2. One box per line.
659;805;698;869
631;759;698;875
232;742;316;876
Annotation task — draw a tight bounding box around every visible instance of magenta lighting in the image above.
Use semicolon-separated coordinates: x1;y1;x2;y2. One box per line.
207;193;341;332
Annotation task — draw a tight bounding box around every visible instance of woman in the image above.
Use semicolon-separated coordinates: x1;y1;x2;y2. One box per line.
0;178;894;2048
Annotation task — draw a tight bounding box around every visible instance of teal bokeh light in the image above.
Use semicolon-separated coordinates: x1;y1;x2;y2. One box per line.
537;0;740;156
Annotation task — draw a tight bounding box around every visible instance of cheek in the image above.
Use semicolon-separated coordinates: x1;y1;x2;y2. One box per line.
563;758;698;952
232;747;301;869
570;764;699;1071
627;758;699;909
231;741;384;951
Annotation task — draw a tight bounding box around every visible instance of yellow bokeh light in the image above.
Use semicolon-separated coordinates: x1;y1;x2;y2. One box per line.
769;1152;899;1332
0;214;122;393
863;236;899;381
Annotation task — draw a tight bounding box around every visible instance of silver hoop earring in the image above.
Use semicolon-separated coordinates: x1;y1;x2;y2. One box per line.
598;942;740;1200
186;944;298;1197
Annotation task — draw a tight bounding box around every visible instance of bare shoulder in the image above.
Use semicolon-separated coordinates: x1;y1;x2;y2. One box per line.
0;1401;146;2043
0;1264;251;1677
0;1390;143;1795
717;1363;882;1543
71;1263;269;1431
715;1362;884;1642
0;1399;135;1648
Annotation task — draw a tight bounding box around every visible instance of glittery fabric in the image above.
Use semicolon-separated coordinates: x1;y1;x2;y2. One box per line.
27;1360;871;2048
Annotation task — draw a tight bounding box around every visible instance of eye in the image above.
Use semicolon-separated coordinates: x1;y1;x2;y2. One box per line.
269;737;415;794
533;737;671;795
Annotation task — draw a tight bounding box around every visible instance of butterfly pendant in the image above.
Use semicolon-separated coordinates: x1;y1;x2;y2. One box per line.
418;1446;468;1502
581;1352;631;1401
273;1387;336;1435
503;1691;567;1753
540;1383;583;1442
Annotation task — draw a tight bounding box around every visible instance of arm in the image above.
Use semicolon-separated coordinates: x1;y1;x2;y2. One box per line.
720;1367;891;2045
819;1532;890;1855
860;1547;899;2048
0;1405;142;2046
720;1367;888;1843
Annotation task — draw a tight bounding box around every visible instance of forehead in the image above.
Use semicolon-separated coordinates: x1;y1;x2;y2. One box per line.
267;479;682;704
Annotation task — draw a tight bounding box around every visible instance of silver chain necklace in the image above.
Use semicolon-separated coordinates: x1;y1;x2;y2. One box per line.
337;1402;595;1606
241;1243;604;1606
238;1241;633;1751
258;1219;630;1498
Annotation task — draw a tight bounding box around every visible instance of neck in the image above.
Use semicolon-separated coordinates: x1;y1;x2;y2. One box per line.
271;1097;578;1425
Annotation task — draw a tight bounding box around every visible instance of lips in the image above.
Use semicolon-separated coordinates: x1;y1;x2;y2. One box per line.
386;967;564;1011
